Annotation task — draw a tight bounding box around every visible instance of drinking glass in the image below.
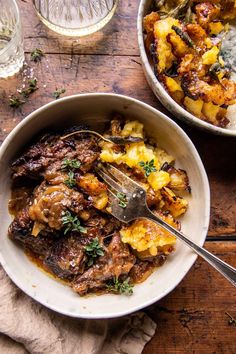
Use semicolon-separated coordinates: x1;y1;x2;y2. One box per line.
33;0;119;37
0;0;24;78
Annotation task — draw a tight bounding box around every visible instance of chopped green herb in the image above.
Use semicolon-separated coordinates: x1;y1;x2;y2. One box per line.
106;277;133;296
61;210;87;235
84;237;105;267
31;48;44;62
64;171;76;188
20;78;38;98
9;96;25;108
53;88;66;99
61;158;81;171
172;25;195;48
139;159;157;177
225;312;236;326
116;192;127;208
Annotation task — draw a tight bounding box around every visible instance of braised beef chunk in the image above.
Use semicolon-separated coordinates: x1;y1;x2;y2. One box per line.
45;235;87;279
8;209;54;257
11;133;99;180
72;234;135;295
29;181;87;231
129;255;166;284
84;212;121;238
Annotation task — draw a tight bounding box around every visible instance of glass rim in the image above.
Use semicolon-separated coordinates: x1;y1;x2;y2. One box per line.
0;0;21;57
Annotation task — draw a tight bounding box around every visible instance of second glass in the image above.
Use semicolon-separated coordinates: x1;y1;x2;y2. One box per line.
33;0;119;37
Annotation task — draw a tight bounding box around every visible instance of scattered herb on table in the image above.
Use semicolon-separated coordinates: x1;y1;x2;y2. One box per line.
61;158;81;171
84;237;105;267
9;78;38;108
61;210;87;235
9;96;25;108
225;312;236;326
116;192;127;208
31;48;44;62
139;159;157;177
106;277;133;295
64;171;76;188
20;78;38;98
53;88;66;99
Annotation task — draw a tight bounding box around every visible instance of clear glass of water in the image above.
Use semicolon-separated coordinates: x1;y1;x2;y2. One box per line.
33;0;119;37
0;0;24;78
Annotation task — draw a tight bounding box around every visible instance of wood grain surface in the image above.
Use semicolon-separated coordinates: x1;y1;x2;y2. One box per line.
0;1;235;353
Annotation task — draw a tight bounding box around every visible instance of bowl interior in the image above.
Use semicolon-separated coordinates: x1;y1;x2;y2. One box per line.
0;94;210;318
137;0;236;136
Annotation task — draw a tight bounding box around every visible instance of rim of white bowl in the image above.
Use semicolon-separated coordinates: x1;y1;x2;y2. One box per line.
0;93;211;319
137;0;236;137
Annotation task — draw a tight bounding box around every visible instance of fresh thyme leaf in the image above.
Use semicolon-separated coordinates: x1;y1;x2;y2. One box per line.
84;237;104;266
116;192;127;208
64;171;76;188
61;210;87;235
106;277;133;296
9;96;25;108
31;48;44;62
61;158;81;171
53;88;66;99
138;159;157;177
20;78;38;98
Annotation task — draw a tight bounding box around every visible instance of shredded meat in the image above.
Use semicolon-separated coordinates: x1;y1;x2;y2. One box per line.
129;256;166;284
72;234;135;295
11;133;99;180
8;209;55;257
45;235;87;279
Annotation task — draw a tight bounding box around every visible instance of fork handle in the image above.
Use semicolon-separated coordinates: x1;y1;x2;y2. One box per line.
143;209;236;287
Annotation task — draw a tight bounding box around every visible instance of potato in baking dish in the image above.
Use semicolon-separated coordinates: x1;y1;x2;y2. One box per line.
144;1;236;128
100;119;190;258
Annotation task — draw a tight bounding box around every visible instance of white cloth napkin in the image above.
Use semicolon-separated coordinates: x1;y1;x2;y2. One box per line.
0;266;156;354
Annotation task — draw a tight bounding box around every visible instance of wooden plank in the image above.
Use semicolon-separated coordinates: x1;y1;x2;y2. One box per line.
143;242;236;354
0;53;235;237
19;0;140;56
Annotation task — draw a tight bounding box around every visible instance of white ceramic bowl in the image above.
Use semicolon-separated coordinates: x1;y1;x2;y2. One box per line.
137;0;236;136
0;93;210;318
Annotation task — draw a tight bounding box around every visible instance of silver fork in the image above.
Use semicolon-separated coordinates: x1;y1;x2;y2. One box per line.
96;163;236;287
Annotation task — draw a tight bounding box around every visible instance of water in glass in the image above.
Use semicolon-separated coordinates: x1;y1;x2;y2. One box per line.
0;0;24;78
33;0;118;36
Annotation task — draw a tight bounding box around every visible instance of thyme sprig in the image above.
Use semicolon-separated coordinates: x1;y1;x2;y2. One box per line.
61;158;81;171
31;48;44;62
139;159;157;177
53;88;66;99
9;96;25;108
61;210;87;235
106;277;133;296
116;192;127;208
64;171;76;188
9;78;38;108
20;78;38;98
84;237;105;267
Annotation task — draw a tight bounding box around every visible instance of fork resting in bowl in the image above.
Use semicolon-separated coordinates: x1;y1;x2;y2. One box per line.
96;163;236;287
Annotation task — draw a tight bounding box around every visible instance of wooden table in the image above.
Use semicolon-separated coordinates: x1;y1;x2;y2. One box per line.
1;1;236;352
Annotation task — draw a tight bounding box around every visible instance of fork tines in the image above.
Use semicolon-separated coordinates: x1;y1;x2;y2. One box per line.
96;163;141;196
